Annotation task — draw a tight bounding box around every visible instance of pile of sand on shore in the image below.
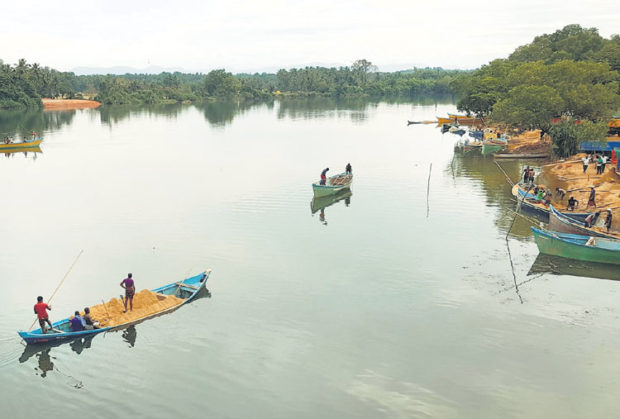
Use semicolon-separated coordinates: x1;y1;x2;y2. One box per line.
42;98;101;110
81;289;185;327
541;155;620;226
505;130;552;154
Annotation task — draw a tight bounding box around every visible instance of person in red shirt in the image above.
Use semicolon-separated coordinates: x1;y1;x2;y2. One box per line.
34;296;53;333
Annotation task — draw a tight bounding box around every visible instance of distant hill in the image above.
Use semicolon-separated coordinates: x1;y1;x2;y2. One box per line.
71;65;188;75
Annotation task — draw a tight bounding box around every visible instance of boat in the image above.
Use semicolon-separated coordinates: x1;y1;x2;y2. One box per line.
549;205;619;239
481;142;504;155
469;129;484;139
311;189;352;214
531;227;620;265
448;126;466;135
494;153;549;159
312;172;353;197
512;185;590;222
18;270;211;344
0;138;43;151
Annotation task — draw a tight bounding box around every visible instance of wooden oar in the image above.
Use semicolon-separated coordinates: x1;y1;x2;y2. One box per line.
28;250;84;331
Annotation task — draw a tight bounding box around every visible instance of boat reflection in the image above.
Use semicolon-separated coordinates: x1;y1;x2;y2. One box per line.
310;190;352;225
527;254;620;281
1;146;42;160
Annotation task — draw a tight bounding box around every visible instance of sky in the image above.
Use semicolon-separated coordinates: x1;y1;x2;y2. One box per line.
2;0;619;74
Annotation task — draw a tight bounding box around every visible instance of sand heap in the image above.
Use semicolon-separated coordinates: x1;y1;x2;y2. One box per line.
505;130;552;154
42;98;101;110
83;289;185;328
541;154;620;232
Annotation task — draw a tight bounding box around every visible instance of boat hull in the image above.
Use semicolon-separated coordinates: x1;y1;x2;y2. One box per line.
0;139;43;150
312;172;352;197
548;205;618;239
532;227;620;265
18;270;211;344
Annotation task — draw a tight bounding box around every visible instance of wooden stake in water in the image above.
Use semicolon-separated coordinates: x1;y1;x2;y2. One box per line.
426;163;432;218
28;249;84;330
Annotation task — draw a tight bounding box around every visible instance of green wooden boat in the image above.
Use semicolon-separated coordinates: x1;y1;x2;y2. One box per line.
531;227;620;266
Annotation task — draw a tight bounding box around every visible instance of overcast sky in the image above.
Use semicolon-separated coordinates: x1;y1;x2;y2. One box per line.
2;0;619;74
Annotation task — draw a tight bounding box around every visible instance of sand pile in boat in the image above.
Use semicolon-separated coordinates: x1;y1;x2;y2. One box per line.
42;98;101;110
86;289;185;327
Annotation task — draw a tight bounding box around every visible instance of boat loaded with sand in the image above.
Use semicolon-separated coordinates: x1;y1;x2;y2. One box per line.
18;270;211;344
531;227;620;265
312;172;353;197
512;184;590;222
549;205;619;240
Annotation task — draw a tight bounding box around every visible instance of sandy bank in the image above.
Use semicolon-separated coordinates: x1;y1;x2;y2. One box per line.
42;98;101;110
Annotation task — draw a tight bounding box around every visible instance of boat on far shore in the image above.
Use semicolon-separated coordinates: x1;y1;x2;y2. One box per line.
0;138;43;151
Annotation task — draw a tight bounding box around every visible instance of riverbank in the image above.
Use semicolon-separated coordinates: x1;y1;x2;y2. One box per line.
42;98;101;110
541;155;620;221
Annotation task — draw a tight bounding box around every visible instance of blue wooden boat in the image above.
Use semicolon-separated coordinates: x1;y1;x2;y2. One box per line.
531;227;620;265
512;185;590;222
18;270;211;344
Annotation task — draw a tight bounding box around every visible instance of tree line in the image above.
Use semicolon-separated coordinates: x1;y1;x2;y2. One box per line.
451;24;620;156
0;57;465;109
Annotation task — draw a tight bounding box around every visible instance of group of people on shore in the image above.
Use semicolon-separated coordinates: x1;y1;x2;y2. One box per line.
33;273;136;334
581;153;610;175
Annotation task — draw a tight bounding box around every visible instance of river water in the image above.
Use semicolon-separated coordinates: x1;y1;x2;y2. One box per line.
1;99;619;418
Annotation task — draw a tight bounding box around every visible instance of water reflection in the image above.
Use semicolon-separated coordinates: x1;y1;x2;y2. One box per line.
311;190;352;225
198;100;270;127
1;147;42;160
528;254;620;281
122;326;137;347
0;109;75;137
98;104;187;126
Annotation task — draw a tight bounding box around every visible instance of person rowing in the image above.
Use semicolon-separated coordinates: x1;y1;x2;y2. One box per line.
34;296;53;334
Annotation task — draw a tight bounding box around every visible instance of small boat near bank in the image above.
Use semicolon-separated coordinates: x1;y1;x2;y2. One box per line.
549;205;619;240
512;185;591;222
312;172;353;197
531;227;620;265
0;138;43;151
18;270;211;344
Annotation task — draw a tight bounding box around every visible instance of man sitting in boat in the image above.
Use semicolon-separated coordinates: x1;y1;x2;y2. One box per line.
83;307;100;329
70;311;85;332
320;168;329;185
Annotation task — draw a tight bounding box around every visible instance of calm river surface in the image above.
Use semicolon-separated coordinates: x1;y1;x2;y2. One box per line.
1;99;619;418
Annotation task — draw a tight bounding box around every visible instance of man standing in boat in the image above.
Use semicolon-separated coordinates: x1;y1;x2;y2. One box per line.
34;296;53;334
320;168;329;185
345;163;352;175
120;273;135;313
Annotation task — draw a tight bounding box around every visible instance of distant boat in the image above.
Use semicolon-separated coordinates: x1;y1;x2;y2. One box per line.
481;142;504;155
548;205;619;240
312;172;353;197
18;270;211;344
437;115;484;125
531;227;620;265
0;138;43;151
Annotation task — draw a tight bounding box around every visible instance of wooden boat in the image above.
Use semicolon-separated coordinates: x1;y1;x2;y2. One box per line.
18;270;211;344
0;138;43;151
494;153;549;159
549;205;619;239
312;172;353;197
481;142;504;155
512;185;590;222
531;227;620;265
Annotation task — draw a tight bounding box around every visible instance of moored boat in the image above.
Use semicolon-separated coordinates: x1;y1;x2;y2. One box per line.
494;153;549;159
512;185;590;222
531;227;620;265
549;205;619;239
18;270;211;344
312;172;353;197
0;138;43;151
